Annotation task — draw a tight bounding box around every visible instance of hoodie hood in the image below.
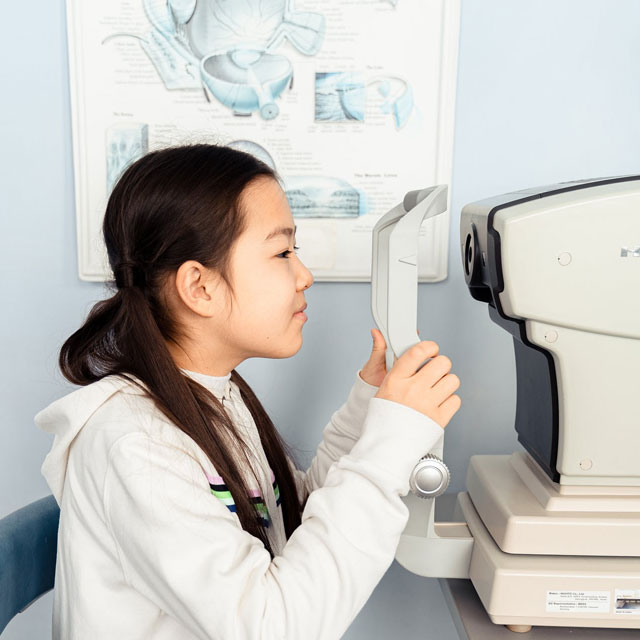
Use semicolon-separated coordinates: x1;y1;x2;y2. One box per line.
35;371;234;506
34;376;140;505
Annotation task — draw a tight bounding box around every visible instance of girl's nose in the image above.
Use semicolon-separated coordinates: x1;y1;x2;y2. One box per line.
296;257;313;290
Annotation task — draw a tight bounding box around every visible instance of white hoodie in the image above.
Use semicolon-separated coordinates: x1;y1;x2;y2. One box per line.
35;367;443;640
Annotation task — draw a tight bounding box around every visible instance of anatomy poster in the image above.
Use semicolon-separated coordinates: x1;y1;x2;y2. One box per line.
66;0;460;282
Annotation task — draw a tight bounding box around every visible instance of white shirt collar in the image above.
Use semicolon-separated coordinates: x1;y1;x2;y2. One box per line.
180;368;233;401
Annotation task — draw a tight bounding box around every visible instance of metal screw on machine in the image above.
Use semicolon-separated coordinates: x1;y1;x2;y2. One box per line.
409;454;451;499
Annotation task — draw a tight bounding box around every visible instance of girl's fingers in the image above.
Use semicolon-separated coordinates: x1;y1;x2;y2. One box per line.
432;373;460;402
394;341;439;378
419;355;453;387
437;394;462;426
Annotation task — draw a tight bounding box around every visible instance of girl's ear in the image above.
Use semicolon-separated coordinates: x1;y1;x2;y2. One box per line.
174;261;219;318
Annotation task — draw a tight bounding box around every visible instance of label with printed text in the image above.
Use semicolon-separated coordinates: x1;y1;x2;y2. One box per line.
546;590;610;614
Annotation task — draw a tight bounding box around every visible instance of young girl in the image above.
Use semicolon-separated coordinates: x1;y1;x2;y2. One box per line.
35;143;461;639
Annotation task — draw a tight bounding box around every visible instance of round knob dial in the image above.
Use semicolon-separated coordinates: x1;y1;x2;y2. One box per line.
409;454;450;499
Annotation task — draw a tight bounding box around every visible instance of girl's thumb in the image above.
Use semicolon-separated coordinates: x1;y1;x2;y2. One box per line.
370;328;386;351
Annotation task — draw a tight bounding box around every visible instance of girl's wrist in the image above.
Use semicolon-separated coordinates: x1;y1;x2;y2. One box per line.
358;369;381;388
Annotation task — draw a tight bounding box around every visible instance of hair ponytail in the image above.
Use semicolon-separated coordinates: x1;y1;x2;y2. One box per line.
60;144;304;557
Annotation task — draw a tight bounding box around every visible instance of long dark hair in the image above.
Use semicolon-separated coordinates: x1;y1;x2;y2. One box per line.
59;143;304;557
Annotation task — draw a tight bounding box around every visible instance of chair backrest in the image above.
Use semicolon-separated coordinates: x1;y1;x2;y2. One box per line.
0;495;60;633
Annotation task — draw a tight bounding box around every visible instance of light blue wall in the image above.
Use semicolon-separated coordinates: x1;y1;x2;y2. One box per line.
2;0;639;637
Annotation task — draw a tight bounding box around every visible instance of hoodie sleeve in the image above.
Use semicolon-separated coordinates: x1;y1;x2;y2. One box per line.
103;396;443;640
289;368;379;504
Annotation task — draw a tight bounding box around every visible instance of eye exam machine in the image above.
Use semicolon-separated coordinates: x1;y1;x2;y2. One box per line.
371;177;640;633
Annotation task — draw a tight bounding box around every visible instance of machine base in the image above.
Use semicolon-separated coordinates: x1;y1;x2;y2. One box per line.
466;453;640;556
457;491;640;629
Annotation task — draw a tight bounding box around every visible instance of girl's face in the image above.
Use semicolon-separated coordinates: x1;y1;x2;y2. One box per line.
166;176;314;376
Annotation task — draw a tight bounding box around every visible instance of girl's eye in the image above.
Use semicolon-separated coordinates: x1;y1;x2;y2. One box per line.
278;245;300;259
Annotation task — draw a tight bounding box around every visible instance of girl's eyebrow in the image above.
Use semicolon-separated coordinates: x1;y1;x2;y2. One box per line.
264;225;297;242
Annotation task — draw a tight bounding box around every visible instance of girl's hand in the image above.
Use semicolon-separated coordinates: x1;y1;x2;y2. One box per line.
375;340;461;429
359;328;389;387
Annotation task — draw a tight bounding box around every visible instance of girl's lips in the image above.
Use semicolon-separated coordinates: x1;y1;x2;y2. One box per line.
293;311;308;321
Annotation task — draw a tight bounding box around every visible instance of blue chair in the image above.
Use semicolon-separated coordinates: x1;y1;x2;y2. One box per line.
0;495;59;633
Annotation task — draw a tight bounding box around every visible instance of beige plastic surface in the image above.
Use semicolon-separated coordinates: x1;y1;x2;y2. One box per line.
440;578;640;639
467;454;640;556
458;491;640;629
493;181;640;339
510;450;640;509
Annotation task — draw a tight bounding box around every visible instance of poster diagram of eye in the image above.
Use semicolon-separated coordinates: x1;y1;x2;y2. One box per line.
123;0;326;119
314;72;413;130
66;0;461;282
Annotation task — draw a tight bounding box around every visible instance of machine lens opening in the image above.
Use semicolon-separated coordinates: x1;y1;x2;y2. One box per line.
464;233;473;277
